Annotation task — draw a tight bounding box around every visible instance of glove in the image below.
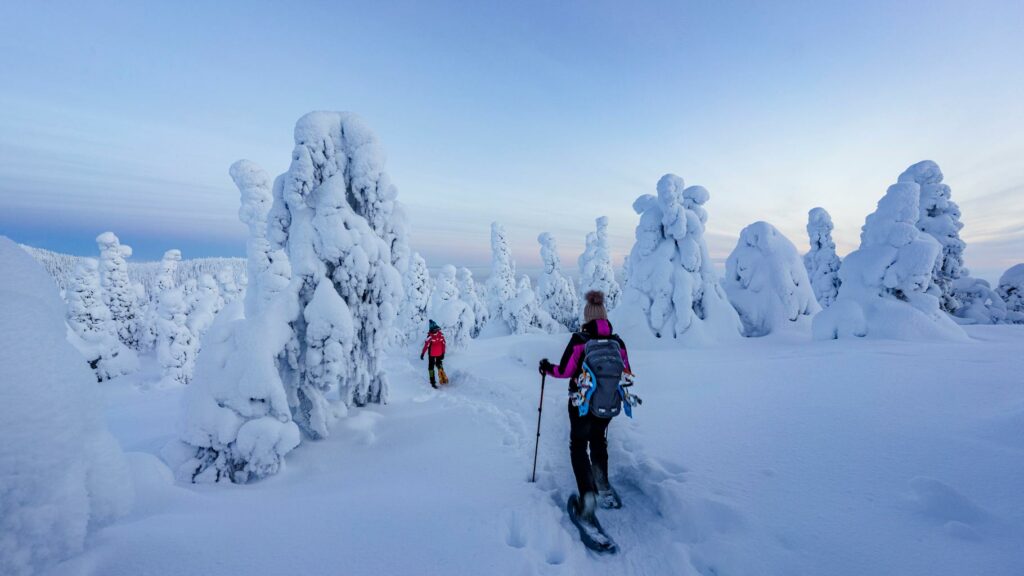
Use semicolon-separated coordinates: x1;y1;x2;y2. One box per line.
420;353;425;361
539;358;553;375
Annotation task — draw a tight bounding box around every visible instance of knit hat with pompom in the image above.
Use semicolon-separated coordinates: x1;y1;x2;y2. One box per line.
583;290;608;323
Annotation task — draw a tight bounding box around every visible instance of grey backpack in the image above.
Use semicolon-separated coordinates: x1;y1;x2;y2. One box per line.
580;338;626;418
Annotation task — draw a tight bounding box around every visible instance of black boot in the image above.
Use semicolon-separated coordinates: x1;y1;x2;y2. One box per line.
592;465;621;509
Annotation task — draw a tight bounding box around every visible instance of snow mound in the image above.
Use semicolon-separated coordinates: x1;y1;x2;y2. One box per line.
950;277;1006;325
812;182;967;341
908;476;988;537
724;221;820;336
0;236;132;576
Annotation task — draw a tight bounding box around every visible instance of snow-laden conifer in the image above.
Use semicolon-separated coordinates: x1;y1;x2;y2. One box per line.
96;232;141;349
613;174;742;344
998;264;1024;323
506;275;562;335
66;258;139;381
230;159;290;317
724;222;820;336
803;207;842;308
578;216;621;318
396;252;431;344
536;232;578;330
457;267;489;337
812;180;967;340
429;265;474;348
486;222;518;329
157;288;197;386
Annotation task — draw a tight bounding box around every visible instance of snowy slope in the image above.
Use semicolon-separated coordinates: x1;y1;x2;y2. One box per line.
42;327;1024;576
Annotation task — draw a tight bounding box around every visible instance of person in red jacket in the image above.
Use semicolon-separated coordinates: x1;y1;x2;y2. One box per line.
420;319;448;388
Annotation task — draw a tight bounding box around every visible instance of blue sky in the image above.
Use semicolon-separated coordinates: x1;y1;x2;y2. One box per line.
1;0;1022;282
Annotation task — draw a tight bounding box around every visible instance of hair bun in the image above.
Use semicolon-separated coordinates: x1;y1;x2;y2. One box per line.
585;290;605;306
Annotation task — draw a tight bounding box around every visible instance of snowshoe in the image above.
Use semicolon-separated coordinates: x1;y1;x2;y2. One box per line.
439;368;449;385
567;493;617;554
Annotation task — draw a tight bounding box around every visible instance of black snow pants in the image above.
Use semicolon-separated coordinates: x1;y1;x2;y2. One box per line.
568;401;611;498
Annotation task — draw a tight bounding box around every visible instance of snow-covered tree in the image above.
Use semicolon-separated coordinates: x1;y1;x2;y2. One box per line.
157;288;197;386
187;273;223;344
457;267;489;338
803;207;842;308
578;216;621;317
157;249;182;293
96;232;142;349
898;160;967;313
812;180;967;341
724;222;820;336
0;236;133;576
505;275;562;335
230;159;291;317
486;221;518;329
65;259;139;381
396;252;431;344
536;232;578;330
997;264;1024;324
613;174;742;344
949;277;1006;325
429;265;475;348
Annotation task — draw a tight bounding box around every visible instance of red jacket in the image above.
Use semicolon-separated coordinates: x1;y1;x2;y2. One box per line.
422;329;446;357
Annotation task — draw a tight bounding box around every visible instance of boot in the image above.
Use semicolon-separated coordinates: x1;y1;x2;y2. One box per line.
429;370;438;389
592;465;621;509
439;368;449;385
579;491;599;524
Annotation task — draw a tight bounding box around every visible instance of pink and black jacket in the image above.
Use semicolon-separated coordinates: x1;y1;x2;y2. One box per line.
544;319;631;392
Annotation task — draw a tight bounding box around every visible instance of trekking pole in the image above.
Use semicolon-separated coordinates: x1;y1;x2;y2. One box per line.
530;372;546;483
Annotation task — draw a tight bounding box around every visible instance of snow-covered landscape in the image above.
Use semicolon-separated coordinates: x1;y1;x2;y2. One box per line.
2;2;1024;575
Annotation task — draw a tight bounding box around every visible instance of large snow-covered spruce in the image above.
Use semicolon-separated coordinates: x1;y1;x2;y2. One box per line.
997;264;1024;323
812;181;967;341
395;252;431;345
613;174;742;344
577;216;621;317
96;231;142;349
429;265;475;348
271;111;404;411
457;267;489;338
65;258;139;381
230;159;291;317
485;221;518;332
803;207;842;308
0;237;132;576
898;161;967;313
536;232;578;330
186;273;223;344
725;221;820;336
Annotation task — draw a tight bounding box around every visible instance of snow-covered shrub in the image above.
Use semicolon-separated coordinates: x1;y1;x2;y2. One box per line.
65;259;139;381
174;299;301;483
457;267;489;338
216;268;242;304
724;222;820;336
578;216;621;317
898;160;968;312
395;252;431;345
96;232;141;349
230;159;290;317
812;181;967;341
949;277;1006;325
0;236;132;576
157;288;197;386
803;207;842;308
486;221;518;328
505;275;562;335
429;265;474;348
998;264;1024;323
536;232;578;330
613;174;743;344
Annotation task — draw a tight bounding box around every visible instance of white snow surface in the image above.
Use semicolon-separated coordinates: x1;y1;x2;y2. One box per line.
812;181;967;341
724;221;820;336
35;320;1024;576
0;236;132;576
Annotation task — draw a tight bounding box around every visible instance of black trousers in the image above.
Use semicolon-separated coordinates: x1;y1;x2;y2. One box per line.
428;356;444;371
568;401;610;498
